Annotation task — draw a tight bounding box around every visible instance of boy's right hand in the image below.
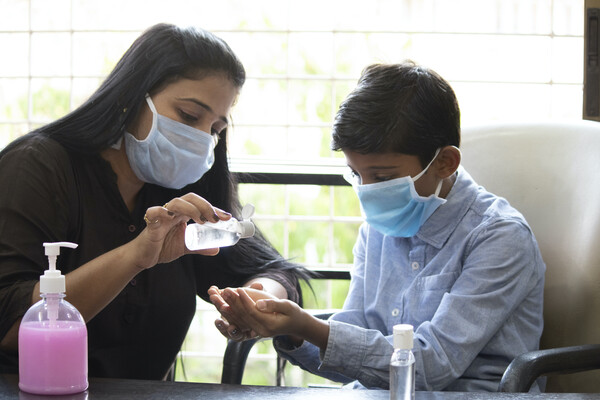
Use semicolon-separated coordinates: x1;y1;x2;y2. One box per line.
236;289;306;338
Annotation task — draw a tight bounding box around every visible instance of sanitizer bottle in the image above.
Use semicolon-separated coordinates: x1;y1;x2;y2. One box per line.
390;324;415;400
185;204;256;250
18;242;88;395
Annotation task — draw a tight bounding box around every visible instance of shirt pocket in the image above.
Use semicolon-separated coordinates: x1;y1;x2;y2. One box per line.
408;272;460;323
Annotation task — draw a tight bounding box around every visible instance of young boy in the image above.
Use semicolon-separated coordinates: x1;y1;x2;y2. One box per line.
210;61;545;392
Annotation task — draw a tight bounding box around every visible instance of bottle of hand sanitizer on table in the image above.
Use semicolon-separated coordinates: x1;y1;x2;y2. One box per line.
390;324;415;400
18;241;88;395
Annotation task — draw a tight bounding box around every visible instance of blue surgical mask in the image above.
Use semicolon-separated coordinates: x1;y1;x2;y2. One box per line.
121;94;217;189
346;148;447;237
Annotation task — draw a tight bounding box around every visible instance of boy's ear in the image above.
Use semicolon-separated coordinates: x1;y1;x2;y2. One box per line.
435;146;461;178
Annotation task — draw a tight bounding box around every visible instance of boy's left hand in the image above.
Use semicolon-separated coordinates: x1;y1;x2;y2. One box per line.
209;284;276;341
234;288;305;338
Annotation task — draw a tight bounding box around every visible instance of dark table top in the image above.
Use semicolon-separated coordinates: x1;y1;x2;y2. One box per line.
1;374;600;400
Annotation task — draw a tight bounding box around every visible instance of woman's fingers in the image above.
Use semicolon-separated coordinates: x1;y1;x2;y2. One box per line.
208;285;222;297
136;193;230;270
214;318;230;338
143;205;177;230
209;287;234;317
165;193;232;225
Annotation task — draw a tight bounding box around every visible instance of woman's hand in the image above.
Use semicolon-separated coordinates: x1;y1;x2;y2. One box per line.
131;192;231;270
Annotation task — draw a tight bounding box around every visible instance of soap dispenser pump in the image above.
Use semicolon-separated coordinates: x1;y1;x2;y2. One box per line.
18;241;88;395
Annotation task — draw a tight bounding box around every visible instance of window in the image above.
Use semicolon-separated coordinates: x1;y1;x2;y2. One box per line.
0;0;583;386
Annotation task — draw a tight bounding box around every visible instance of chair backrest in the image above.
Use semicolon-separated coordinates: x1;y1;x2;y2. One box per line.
460;120;600;393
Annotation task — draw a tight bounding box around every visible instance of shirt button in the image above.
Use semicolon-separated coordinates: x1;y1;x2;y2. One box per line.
411;262;420;270
392;308;400;317
129;279;137;287
128;224;136;232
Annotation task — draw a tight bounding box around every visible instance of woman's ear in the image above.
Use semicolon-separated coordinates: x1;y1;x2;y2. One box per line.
435;146;461;178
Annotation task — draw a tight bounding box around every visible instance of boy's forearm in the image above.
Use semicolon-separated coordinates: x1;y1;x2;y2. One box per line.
291;311;330;351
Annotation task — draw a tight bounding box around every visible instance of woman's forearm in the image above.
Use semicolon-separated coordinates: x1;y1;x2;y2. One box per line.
244;277;288;299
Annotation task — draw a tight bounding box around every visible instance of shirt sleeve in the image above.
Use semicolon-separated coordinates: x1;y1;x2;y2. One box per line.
412;218;544;390
0;137;75;341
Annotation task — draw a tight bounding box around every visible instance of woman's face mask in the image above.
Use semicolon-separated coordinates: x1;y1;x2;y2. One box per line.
123;94;217;189
345;148;446;237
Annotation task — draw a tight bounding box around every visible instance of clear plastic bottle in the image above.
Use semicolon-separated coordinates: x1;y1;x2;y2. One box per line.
18;242;88;395
185;204;255;250
390;324;415;400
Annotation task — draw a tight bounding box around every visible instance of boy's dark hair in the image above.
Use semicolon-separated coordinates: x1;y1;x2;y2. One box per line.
331;61;461;167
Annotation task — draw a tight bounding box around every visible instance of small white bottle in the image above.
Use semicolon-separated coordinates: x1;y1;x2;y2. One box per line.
390;324;415;400
185;204;256;250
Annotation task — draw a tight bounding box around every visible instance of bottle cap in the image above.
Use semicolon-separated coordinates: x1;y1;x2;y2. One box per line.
241;203;255;220
238;220;255;238
238;203;255;239
393;324;414;350
40;242;78;294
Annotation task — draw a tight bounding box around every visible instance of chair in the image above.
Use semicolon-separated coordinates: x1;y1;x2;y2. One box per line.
460;120;600;393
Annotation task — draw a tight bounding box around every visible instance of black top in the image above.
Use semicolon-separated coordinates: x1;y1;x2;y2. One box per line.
0;134;298;380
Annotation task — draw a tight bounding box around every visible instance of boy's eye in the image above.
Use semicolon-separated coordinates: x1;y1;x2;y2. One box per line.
350;170;362;184
343;169;361;185
374;175;393;182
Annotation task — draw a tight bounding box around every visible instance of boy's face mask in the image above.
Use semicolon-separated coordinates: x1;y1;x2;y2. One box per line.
345;148;446;237
123;94;217;189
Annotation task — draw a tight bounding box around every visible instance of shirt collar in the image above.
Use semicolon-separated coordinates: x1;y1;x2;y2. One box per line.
415;165;480;248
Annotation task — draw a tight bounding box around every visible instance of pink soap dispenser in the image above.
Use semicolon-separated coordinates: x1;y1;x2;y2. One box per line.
18;241;88;395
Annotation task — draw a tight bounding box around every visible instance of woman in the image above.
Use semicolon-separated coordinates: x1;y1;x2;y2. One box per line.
0;23;308;380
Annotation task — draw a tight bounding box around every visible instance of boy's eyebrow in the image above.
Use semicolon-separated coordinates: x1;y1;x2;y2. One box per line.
365;165;398;170
345;164;398;172
177;97;229;125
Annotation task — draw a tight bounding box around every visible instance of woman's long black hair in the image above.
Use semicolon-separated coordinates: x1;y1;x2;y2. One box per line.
11;23;311;301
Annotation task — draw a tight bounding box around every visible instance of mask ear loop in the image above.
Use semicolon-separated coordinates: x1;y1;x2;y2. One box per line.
145;93;158;114
412;148;442;182
133;93;159;143
434;178;444;197
413;148;444;197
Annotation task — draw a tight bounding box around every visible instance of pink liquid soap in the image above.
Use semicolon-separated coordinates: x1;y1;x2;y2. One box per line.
19;320;88;395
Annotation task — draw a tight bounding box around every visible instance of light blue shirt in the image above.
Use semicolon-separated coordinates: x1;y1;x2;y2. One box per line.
274;167;545;392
